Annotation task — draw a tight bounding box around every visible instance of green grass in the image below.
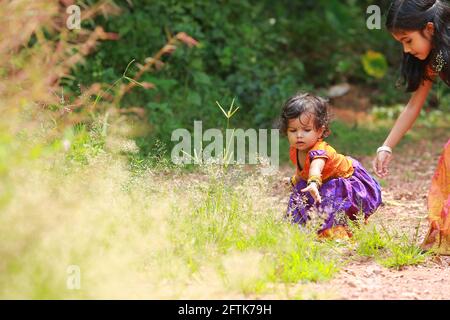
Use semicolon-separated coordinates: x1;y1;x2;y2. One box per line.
376;226;429;269
354;225;389;257
378;241;428;269
1;139;433;298
271;233;340;283
168;168;342;289
327;121;393;157
349;218;429;269
1;106;436;299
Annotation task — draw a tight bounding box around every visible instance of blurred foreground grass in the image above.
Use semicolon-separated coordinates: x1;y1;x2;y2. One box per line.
0;133;343;298
0;121;431;298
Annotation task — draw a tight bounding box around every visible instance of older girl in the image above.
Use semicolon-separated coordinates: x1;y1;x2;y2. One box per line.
373;0;450;254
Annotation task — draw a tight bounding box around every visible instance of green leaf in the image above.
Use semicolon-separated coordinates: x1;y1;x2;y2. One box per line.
361;50;388;79
193;72;211;86
187;92;201;106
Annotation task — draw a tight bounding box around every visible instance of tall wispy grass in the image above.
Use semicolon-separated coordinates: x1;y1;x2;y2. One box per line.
1;135;348;299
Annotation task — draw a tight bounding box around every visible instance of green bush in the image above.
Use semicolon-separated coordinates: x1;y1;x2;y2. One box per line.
68;0;436;157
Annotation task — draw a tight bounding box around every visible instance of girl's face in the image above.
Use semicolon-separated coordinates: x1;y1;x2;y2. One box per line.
287;113;324;152
391;23;434;60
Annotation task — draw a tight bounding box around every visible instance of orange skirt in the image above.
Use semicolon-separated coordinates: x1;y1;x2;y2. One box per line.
421;139;450;255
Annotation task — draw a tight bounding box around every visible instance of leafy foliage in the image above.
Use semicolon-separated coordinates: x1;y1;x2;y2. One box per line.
69;0;407;155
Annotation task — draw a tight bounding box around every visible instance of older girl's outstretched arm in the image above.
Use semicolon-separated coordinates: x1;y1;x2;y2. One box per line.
373;79;433;177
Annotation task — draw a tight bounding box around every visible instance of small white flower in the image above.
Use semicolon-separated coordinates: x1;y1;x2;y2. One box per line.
63;139;71;152
269;18;276;25
121;140;139;154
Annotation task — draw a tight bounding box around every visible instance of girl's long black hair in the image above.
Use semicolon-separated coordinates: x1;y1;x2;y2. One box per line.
386;0;450;91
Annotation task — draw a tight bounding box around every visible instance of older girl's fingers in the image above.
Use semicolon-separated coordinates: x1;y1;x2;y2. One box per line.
380;163;389;177
374;152;392;178
373;159;382;177
372;158;378;176
373;155;382;175
382;152;393;176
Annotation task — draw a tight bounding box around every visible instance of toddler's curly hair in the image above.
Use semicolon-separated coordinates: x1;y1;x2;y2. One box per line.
279;93;331;138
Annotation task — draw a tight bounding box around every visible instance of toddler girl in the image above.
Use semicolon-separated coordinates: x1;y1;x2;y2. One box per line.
280;93;382;238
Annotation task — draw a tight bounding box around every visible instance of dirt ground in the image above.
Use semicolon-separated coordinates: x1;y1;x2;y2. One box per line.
276;134;450;300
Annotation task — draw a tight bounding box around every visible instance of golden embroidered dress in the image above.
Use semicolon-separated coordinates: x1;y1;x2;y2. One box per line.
420;66;450;254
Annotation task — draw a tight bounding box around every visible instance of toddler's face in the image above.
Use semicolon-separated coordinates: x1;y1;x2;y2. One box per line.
287;113;324;152
391;27;433;61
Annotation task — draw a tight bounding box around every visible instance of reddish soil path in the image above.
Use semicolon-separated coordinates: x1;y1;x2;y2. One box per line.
276;134;450;299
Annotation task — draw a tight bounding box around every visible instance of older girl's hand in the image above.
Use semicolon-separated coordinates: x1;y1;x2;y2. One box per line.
301;182;321;204
373;150;392;178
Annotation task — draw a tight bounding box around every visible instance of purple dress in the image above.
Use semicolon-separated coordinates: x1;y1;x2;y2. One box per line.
286;147;382;234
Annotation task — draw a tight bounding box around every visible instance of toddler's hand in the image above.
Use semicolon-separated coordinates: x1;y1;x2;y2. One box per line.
301;182;322;204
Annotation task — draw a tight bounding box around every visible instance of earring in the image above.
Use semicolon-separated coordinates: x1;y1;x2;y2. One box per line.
433;50;446;72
